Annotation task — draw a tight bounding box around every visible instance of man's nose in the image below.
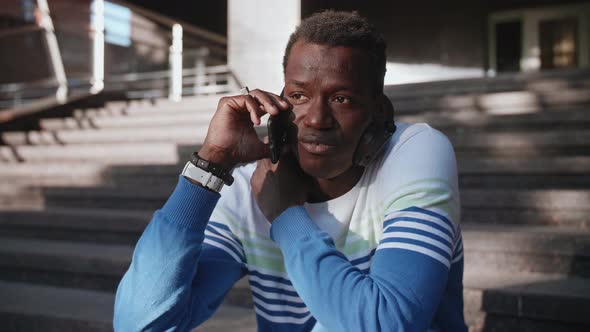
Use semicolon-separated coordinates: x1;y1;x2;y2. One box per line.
303;97;335;129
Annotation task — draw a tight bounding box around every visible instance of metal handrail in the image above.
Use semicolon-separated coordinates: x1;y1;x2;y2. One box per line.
109;0;227;46
0;0;237;110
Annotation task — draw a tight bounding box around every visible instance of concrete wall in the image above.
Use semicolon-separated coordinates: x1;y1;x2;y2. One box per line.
228;0;300;92
302;0;487;84
301;0;589;84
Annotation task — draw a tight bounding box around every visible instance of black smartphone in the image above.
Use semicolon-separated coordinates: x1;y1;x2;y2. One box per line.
267;90;290;163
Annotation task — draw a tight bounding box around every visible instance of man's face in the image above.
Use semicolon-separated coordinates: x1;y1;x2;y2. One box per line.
283;41;379;179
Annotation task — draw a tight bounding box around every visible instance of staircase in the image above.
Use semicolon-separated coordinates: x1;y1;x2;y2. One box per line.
1;70;590;331
388;71;590;332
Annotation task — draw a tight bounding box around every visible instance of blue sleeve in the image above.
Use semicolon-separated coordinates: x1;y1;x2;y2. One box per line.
270;129;461;331
113;176;247;331
271;207;452;331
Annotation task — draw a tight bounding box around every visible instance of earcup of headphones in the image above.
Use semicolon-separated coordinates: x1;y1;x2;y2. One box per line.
352;95;396;167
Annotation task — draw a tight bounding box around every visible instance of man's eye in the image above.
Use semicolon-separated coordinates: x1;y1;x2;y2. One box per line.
333;96;350;104
289;93;307;101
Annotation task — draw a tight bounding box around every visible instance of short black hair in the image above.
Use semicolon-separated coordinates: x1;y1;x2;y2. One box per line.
282;10;386;94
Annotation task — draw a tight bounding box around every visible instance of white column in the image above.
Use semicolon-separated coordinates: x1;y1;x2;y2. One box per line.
169;23;183;101
228;0;300;92
36;0;68;102
520;14;539;72
193;47;208;95
90;0;105;94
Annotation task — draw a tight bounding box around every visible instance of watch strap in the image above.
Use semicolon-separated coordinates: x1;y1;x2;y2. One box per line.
190;152;234;186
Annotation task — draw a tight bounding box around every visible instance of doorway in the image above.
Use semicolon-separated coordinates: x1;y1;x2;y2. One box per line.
540;17;578;69
495;20;522;72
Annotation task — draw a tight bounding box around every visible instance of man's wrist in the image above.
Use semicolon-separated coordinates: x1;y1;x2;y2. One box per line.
198;144;236;170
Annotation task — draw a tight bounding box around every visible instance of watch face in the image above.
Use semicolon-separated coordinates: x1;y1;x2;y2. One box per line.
182;162;223;192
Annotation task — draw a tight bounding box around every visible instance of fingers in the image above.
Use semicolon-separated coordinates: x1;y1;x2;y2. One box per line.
218;89;289;126
217;95;262;125
249;89;290;116
242;95;265;125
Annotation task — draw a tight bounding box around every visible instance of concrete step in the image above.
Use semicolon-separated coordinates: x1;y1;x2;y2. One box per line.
0;162;181;188
461;189;590;210
1;210;588;278
41;110;215;130
391;88;590;115
58;101;589;134
461;188;590;228
102;95;221;112
2;127;587;161
2;125;209;146
0;235;252;305
398;108;590;132
1;273;588;332
461;189;590;229
0;142;197;164
33;185;590;212
458;157;590;175
73;102;217;120
462;224;590;278
463;271;590;331
2;123;268;147
447;130;590;150
385;69;590;98
4;184;587;227
0;281;113;332
39;185;173;210
1;156;588;190
449;130;590;158
458;157;590;189
459;174;590;189
0;280;256;332
38;108;590;139
462;208;589;230
46;102;588;133
0;236;132;291
193;302;256;332
0;208;150;244
0;236;589;330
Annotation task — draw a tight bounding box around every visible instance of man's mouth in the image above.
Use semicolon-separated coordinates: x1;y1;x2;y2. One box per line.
299;135;338;155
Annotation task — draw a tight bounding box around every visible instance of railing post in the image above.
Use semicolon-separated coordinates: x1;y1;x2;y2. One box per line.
193;47;209;95
90;0;104;94
36;0;68;102
169;24;183;102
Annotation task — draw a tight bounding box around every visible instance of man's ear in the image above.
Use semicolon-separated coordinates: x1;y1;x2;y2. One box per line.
378;94;394;122
352;94;396;167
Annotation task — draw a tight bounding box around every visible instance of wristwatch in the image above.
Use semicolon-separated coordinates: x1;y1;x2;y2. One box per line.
189;152;234;186
181;152;234;193
182;161;225;192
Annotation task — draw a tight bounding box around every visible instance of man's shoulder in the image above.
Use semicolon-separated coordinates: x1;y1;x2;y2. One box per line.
378;122;451;165
369;121;457;195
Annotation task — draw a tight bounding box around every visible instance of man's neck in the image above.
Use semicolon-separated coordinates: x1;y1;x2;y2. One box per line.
307;165;365;203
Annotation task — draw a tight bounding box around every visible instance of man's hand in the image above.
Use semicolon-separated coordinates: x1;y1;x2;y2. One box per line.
251;153;310;222
199;89;290;170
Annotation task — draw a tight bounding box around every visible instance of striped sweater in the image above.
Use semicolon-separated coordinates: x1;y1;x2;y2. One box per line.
114;123;467;332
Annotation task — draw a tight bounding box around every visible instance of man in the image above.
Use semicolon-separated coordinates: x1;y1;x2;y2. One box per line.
114;11;466;332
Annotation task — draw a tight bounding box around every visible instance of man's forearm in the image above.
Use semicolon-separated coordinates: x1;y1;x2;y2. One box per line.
270;206;447;332
113;176;222;331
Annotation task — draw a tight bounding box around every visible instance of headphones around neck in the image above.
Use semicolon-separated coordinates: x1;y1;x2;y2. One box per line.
352;95;396;167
